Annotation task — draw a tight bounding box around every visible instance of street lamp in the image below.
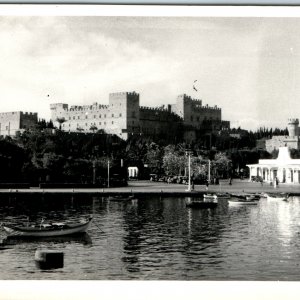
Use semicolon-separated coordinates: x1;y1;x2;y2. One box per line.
185;150;193;192
107;159;110;188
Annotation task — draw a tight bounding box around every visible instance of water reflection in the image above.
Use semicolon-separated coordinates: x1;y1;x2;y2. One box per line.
1;194;300;280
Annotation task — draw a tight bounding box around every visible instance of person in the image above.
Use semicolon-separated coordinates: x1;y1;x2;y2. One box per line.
229;178;232;185
205;179;209;190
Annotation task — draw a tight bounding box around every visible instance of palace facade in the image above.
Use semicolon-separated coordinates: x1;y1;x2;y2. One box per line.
50;92;230;141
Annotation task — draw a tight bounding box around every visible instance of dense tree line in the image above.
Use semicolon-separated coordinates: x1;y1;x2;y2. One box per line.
0;122;293;184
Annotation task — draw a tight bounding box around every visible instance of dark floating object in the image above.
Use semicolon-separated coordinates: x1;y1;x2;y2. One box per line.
35;250;64;270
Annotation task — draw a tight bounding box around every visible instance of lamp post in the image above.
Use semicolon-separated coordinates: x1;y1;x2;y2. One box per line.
208;159;211;183
107;159;110;188
185;150;193;192
92;160;96;185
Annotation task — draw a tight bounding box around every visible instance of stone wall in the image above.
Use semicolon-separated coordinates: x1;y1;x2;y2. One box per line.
0;111;38;136
172;94;222;129
50;91;227;141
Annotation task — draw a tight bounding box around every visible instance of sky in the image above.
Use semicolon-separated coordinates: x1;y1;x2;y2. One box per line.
1;14;300;130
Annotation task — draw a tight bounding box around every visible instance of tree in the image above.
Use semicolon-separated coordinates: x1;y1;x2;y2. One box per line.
145;142;163;174
90;125;98;133
56;117;66;130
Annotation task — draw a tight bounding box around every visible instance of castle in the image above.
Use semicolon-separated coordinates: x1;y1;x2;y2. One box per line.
0;111;38;136
50;92;230;141
265;118;300;152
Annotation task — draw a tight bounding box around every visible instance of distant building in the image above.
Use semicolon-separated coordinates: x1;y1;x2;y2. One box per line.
247;147;300;184
50;92;230;141
0;111;38;136
265;119;300;152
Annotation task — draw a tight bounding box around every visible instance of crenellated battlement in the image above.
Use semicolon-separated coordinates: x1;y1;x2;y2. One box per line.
288;118;299;124
69;104;109;111
177;94;220;111
49;90;226;141
109;91;139;97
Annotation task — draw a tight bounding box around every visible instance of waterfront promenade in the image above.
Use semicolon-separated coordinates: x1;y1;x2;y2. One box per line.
1;179;300;196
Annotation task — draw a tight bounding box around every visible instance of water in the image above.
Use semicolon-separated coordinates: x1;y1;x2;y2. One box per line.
0;194;300;280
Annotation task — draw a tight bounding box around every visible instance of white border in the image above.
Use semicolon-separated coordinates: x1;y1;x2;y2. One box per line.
0;4;300;17
1;4;300;300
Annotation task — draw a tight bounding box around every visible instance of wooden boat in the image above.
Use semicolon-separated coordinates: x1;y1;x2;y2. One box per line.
2;217;92;238
108;195;135;202
230;193;260;201
203;193;218;201
215;193;231;200
266;193;289;201
246;194;261;201
204;193;230;201
228;198;258;205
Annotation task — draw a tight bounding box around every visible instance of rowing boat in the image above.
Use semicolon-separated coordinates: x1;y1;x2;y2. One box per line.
2;217;92;238
266;193;289;201
228;198;258;205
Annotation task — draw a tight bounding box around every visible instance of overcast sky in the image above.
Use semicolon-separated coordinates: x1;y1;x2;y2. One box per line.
1;15;300;130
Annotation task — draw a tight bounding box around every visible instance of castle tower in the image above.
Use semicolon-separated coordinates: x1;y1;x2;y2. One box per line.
288;118;299;137
108;92;140;139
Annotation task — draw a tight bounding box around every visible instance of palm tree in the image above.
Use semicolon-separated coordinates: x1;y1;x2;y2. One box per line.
56;117;66;130
90;125;98;133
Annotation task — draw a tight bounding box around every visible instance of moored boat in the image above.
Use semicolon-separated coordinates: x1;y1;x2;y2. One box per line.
246;194;261;201
2;217;92;238
204;193;231;201
228;199;258;205
215;193;231;200
266;193;289;201
203;193;218;201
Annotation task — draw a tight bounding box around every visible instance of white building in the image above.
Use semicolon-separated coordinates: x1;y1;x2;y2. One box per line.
247;147;300;184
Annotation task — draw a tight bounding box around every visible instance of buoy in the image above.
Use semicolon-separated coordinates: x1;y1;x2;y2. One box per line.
35;250;64;269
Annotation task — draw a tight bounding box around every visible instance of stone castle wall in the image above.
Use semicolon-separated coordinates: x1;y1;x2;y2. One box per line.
172;94;221;130
139;106;182;137
0;111;37;136
50;91;228;141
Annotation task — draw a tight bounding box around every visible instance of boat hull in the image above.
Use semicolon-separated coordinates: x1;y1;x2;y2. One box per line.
3;219;92;238
228;199;258;205
266;193;288;201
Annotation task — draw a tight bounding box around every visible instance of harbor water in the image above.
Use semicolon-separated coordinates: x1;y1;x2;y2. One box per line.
0;194;300;280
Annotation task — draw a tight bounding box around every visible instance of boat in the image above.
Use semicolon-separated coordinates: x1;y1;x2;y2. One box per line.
246;194;261;201
203;193;218;201
108;195;135;202
186;197;218;209
228;198;258;205
2;216;92;238
230;193;260;201
215;193;231;200
204;193;231;201
266;193;289;201
230;193;247;200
